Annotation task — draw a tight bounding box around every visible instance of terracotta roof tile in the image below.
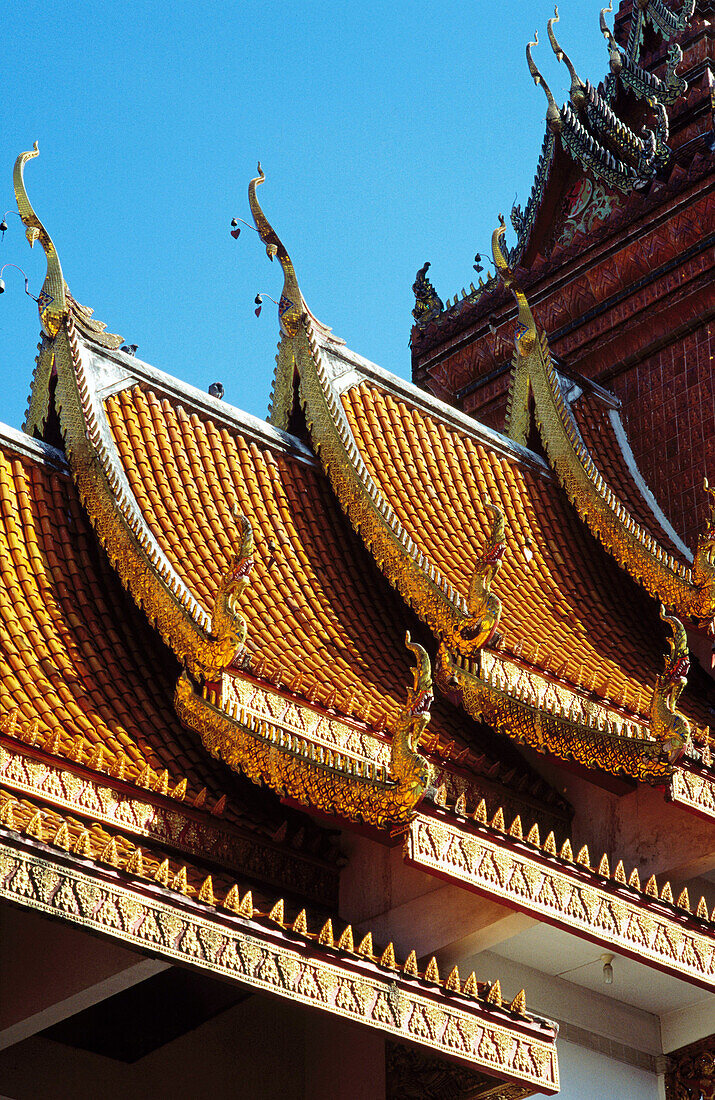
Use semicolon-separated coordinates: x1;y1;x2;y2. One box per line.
341;380;708;724
103;385;556;788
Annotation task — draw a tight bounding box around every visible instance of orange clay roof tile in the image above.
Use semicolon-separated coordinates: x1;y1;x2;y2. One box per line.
340;381;710;726
0;436;336;843
102;384;550;778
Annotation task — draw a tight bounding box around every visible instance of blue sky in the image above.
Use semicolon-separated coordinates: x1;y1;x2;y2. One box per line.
1;1;608;431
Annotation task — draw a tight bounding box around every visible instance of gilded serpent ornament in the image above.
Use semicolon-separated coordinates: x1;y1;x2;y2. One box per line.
449;502;505;657
493;217;715;631
650;606;691;763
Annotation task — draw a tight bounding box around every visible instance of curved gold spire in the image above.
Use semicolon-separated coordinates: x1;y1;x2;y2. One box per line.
599;2;622;71
548;7;586;108
526;31;562;129
13;143;67;337
650;605;691;762
404;631;432;699
492;217;537;357
248;163;303;337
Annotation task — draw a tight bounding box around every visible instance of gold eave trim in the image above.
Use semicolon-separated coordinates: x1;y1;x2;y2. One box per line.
436;645;672;783
0;833;559;1091
521;333;714;627
0;736;337;905
52;318;235;679
287;318;468;642
175;674;425;830
668;763;715;823
407;810;715;992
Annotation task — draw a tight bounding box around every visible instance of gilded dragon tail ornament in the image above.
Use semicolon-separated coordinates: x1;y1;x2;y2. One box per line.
248;163;304;338
390;633;435;801
13;144;123;348
650;605;691;763
210;510;255;670
451;501;506;657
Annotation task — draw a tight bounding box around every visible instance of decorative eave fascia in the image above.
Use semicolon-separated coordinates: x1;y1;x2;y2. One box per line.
175;671;428;831
0;829;559;1092
436;645;673;784
406;807;715;992
495;224;715;630
0;732;338;906
668;759;715;824
174;669;571;835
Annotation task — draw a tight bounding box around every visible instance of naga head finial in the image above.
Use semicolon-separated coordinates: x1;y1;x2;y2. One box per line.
404;631;433;710
13;143;67;337
527;31;562;131
492;216;537;356
248;163;304;338
548;7;586;109
599;2;622;71
658;604;690;678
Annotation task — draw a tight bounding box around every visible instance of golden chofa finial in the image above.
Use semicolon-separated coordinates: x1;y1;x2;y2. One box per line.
491;216;537;356
248;163;303;338
526;31;562;131
548;7;586;109
599;2;622;73
650;604;691;763
13;143;67;338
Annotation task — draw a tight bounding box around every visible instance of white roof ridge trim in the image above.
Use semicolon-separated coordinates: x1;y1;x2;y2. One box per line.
0;422;68;472
316;334;550;475
80;336;317;465
608;409;693;563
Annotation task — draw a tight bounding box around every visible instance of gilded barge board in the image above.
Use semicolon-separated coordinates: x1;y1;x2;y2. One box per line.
668;766;715;824
0;739;337;905
406;812;715;991
0;836;559;1093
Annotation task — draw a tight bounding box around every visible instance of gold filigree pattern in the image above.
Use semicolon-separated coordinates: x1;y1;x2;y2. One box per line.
407;811;715;991
175;635;434;830
493;219;715;630
0;739;336;904
669;765;715;823
436;643;673;783
0;837;559;1091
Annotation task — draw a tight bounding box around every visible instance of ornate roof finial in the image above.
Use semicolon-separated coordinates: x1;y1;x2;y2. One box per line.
389;632;434;805
248;163;303;338
13;143;67;337
492;216;537;358
412;262;443;327
650;605;690;762
526;31;562;130
599;2;622;73
548;7;586;109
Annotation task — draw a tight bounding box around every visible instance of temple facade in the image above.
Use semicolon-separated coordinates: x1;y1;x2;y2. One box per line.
0;2;713;1097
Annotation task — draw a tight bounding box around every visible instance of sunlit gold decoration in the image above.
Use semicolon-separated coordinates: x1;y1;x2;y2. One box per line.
248;163;304;338
450;503;505;657
650;607;691;763
436;643;673;783
209;509;255;672
14;144;123;348
669;764;715;824
493;219;715;631
176;635;434;829
0;835;558;1089
390;633;435;802
46;315;255;681
407;810;715;992
0;736;335;904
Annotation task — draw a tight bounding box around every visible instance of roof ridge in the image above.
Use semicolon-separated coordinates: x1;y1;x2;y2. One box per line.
0;421;68;472
314;329;551;476
83;339;317;465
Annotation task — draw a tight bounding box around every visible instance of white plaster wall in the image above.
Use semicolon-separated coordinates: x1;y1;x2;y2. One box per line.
555;1039;660;1100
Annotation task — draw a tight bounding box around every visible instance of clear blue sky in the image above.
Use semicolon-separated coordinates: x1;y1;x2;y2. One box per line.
1;1;608;431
